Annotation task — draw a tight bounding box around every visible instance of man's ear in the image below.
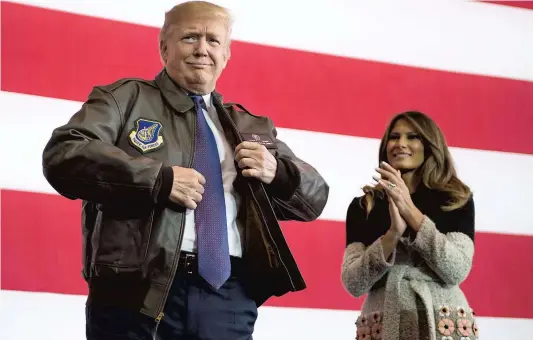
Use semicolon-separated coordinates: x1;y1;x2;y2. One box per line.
221;48;230;70
159;40;168;63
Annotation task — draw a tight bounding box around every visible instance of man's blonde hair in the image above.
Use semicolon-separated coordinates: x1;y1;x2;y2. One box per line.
158;1;234;57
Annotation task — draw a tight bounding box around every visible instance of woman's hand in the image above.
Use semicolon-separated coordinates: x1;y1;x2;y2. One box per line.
388;195;407;236
374;161;425;230
380;195;406;260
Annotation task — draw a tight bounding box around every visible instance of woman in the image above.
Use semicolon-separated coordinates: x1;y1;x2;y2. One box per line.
341;111;479;340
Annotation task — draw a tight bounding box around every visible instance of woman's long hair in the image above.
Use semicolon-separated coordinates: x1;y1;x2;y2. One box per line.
361;111;472;216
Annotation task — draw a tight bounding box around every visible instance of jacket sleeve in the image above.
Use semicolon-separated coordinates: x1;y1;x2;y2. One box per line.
42;86;173;206
341;198;395;297
263;119;329;222
406;197;476;285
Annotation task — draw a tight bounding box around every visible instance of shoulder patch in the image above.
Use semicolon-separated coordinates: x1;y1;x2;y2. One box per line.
128;118;164;153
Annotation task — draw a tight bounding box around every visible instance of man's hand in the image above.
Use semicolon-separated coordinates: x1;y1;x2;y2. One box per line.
169;166;206;209
234;141;277;184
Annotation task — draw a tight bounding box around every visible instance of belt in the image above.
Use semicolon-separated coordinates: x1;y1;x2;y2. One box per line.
177;251;244;278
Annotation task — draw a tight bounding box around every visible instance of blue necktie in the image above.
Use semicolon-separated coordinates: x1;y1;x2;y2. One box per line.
189;95;231;289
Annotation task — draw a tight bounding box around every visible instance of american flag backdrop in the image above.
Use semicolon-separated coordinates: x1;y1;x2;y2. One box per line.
1;1;532;339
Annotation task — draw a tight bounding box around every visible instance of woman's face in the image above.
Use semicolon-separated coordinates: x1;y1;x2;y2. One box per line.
386;118;425;171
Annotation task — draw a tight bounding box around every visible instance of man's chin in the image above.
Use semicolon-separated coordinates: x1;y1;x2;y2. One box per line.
185;84;214;95
175;75;215;94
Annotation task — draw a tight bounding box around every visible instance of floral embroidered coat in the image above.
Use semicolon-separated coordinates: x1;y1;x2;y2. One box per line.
341;188;479;340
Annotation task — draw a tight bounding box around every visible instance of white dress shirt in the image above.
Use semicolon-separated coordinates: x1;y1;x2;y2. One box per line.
179;93;244;257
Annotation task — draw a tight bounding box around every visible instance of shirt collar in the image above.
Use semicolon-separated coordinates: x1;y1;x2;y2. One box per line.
202;93;212;111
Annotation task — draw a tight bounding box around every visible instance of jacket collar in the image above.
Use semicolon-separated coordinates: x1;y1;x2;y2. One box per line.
154;68;224;114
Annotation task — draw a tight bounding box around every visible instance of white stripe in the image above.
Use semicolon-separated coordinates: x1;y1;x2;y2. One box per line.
278;128;533;236
7;0;533;82
1;290;532;339
1;91;532;235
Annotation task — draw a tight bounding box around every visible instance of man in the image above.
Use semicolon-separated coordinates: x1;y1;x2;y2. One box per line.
42;1;329;339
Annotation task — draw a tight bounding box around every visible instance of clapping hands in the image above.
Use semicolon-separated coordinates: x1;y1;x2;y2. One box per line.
372;161;424;231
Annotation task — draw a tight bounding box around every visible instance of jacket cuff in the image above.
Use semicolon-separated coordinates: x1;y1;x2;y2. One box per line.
374;236;397;266
405;215;435;248
156;166;174;203
265;157;301;200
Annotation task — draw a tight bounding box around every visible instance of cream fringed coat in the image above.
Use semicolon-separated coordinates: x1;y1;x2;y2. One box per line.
341;204;479;340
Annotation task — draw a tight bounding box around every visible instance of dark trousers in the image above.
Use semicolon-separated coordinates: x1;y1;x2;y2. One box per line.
86;269;258;339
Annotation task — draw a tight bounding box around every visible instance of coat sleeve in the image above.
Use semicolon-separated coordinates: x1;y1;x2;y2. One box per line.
341;198;395;297
263;118;329;222
42;86;173;206
407;196;476;285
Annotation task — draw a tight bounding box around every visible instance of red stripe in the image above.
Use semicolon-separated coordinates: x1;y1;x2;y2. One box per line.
482;1;533;10
2;2;532;154
2;189;532;318
1;190;87;295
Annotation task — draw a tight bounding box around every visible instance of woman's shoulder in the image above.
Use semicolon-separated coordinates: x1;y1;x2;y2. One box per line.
345;194;390;235
416;186;475;213
417;187;476;237
346;194;388;217
345;194;389;246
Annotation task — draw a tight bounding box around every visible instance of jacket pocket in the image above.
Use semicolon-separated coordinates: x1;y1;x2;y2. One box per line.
93;206;155;268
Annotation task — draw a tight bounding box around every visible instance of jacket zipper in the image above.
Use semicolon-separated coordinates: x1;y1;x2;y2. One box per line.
152;112;197;326
215;98;295;290
152;98;297;332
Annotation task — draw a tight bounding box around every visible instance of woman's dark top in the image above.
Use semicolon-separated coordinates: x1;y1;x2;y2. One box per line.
345;185;475;248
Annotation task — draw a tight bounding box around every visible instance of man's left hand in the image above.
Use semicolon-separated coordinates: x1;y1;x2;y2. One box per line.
235;141;277;184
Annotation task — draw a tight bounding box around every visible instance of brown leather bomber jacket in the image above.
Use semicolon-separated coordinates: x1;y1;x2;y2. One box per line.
42;69;329;321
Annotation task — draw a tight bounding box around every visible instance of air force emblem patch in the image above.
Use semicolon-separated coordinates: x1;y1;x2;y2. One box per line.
129;118;164;153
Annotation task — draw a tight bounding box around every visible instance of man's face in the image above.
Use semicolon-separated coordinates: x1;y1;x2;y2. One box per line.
161;14;230;94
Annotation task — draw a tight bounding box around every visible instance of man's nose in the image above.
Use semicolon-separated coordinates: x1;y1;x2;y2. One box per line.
193;38;209;57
